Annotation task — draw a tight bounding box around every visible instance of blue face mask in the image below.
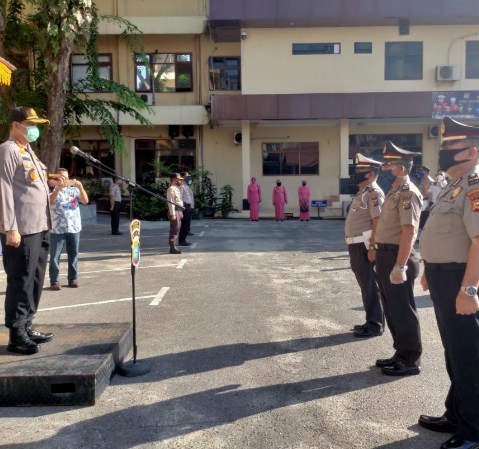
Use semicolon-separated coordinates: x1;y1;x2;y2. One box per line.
25;126;40;143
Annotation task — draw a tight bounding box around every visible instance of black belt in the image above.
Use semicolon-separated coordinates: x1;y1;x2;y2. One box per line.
424;262;467;271
376;243;399;251
175;207;182;211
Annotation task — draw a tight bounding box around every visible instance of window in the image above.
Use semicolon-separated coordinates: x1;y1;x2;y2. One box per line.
262;142;319;175
135;53;192;93
292;43;340;55
354;42;372;54
71;54;112;92
209;57;241;90
466;41;479;79
385;42;422;80
135;138;196;182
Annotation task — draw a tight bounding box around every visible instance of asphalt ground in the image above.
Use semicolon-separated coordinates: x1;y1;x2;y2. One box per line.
0;215;451;449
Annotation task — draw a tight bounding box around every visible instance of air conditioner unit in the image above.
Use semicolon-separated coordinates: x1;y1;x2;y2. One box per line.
436;65;460;81
428;125;439;138
139;93;154;105
233;132;242;145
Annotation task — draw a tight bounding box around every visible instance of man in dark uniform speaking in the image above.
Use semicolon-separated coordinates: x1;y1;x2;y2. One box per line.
369;141;423;376
345;154;385;338
0;106;60;355
418;117;479;449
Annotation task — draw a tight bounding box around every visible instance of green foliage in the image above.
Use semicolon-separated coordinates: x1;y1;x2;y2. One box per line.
132;180;169;221
191;169;217;210
75;175;109;202
217;184;237;214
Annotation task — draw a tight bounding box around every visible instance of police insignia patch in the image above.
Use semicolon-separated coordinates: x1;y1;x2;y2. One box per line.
467;188;479;212
370;193;379;207
401;183;410;191
450;186;463;199
468;173;479;186
402;200;411;210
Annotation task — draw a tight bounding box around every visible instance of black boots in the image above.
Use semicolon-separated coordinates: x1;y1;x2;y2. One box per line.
169;244;182;254
7;327;39;355
26;323;54;344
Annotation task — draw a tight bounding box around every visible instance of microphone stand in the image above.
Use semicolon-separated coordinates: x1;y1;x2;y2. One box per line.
73;153;184;377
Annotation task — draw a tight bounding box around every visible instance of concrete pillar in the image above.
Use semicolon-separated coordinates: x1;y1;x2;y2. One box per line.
339;119;351;203
241;120;251;210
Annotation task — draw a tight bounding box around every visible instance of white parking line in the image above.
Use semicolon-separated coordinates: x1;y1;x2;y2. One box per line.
36;295;156;312
198;231;205;237
191;243;198;249
77;264;177;274
176;259;187;269
149;287;170;306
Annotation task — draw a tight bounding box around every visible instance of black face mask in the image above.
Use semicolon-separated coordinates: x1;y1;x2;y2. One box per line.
302;182;306;186
276;182;281;186
353;171;370;185
438;147;470;172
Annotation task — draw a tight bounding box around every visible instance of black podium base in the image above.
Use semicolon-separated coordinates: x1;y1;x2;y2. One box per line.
0;322;132;406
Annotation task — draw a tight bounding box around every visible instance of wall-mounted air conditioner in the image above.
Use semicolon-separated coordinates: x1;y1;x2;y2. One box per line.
436;65;460;81
139;93;154;105
428;125;439;138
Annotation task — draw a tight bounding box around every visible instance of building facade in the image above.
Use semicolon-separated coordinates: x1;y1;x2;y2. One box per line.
65;0;479;216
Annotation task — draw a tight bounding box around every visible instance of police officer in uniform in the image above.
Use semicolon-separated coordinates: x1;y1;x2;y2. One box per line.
345;154;385;338
167;173;184;254
418;117;479;449
369;141;423;376
0;107;60;355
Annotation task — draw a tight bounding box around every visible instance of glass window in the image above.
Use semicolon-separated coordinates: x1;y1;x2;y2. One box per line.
292;43;341;55
134;138;196;182
466;41;479;79
262;142;319;175
385;42;422;80
209;57;241;90
71;54;112;92
135;53;193;93
354;42;372;54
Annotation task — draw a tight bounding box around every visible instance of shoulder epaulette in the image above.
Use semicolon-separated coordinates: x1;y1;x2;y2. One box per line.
401;183;410;191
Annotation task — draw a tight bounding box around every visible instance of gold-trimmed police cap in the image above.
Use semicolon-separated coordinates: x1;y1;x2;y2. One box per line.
441;116;479;143
355;153;382;169
383;141;420;170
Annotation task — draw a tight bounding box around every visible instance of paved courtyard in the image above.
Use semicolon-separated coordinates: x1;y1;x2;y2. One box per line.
0;215;450;449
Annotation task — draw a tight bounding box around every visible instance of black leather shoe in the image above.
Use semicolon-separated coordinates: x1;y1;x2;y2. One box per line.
187;232;195;236
419;414;456;433
440;435;479;449
112;231;123;235
7;328;39;355
178;241;191;246
353;323;367;331
382;360;420;376
26;324;53;344
353;328;383;338
375;357;396;367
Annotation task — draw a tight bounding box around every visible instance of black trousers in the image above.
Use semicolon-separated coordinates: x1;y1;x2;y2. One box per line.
348;243;384;332
375;245;422;366
111;201;121;233
425;262;479;441
179;203;192;243
1;231;49;329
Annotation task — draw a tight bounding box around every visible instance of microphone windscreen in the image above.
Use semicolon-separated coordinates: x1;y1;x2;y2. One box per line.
70;146;80;155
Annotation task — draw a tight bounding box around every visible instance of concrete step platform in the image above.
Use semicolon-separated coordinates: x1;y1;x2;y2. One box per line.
0;322;132;406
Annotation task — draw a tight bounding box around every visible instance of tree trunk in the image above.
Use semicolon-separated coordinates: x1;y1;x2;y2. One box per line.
41;38;73;172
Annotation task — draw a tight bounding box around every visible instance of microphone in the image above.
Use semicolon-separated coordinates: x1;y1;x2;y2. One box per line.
70;146;100;164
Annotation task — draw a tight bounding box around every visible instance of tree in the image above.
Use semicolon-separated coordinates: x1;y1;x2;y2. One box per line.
0;0;151;171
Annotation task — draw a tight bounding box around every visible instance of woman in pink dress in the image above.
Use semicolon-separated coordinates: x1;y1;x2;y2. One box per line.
298;180;311;221
272;179;288;221
247;177;262;221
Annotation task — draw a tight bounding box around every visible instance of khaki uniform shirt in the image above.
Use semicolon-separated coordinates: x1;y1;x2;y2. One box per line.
0;140;51;235
167;184;183;217
420;165;479;263
375;177;422;245
345;182;384;238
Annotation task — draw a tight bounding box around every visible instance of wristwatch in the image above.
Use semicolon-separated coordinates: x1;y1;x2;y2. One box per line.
368;245;376;252
393;263;407;271
461;285;478;297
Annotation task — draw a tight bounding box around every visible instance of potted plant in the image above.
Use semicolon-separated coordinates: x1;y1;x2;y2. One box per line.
217;184;237;218
192;169;217;218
